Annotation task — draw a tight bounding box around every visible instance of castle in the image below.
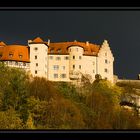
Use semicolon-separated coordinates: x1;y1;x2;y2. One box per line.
0;37;114;83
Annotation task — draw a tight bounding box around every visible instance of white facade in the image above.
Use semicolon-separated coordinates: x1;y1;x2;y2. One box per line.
28;39;114;83
29;43;48;78
97;40;114;83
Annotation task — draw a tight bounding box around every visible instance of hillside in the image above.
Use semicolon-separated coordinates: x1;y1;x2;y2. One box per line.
0;63;139;129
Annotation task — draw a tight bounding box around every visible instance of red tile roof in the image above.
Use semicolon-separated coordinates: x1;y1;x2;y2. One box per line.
0;37;100;64
0;45;30;62
47;41;100;56
29;37;100;56
0;41;6;46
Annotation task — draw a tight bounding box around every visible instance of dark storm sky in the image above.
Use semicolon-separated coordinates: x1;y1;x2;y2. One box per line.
0;10;140;79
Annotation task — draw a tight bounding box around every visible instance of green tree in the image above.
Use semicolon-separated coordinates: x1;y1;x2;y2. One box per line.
0;63;30;123
0;107;24;129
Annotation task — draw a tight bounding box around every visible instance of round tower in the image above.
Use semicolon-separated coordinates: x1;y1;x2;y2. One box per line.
68;45;84;80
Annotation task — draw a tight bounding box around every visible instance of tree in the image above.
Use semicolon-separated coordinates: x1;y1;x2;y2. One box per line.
26;113;35;129
0;107;24;129
28;77;57;101
0;63;30;124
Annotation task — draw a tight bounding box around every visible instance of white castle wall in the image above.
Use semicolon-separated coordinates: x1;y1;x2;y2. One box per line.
97;40;114;83
29;43;48;78
82;55;97;82
47;54;70;82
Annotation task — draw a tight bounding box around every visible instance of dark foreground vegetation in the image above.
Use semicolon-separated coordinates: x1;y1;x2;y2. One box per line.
0;63;139;129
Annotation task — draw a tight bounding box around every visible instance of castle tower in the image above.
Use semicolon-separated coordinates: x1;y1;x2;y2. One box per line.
68;43;84;81
28;37;49;78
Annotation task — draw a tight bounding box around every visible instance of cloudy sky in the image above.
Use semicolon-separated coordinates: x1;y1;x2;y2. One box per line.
0;10;139;79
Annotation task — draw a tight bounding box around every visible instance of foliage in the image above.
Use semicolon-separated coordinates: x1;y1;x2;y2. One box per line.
0;107;24;129
28;77;58;101
0;63;139;129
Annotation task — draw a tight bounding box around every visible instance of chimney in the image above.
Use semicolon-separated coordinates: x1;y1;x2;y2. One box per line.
48;39;50;45
28;40;32;44
86;41;89;46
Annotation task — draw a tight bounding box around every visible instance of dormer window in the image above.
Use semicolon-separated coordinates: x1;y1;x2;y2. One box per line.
9;53;13;58
19;55;23;59
50;49;54;53
57;49;62;53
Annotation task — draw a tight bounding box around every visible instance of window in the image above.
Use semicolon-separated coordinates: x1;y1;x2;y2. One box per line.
49;56;53;59
61;74;66;78
34;47;38;51
15;62;18;65
76;48;78;52
26;63;29;67
4;61;8;65
35;70;37;74
104;68;108;73
9;54;13;58
73;56;75;59
105;52;107;56
50;49;54;53
79;56;82;59
73;65;75;69
23;63;26;66
9;61;12;65
19;62;22;66
36;63;38;67
93;70;95;73
53;65;59;70
64;56;69;60
57;49;62;53
35;55;37;59
105;59;108;64
54;74;58;78
69;48;71;52
62;66;65;70
79;65;81;69
19;55;23;59
105;77;108;80
56;57;61;60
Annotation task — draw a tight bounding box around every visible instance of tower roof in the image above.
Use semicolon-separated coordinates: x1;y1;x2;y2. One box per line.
32;37;44;43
